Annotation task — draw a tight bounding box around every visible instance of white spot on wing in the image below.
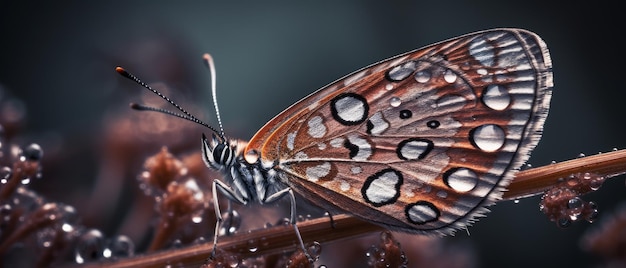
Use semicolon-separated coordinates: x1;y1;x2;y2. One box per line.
347;135;372;161
339;180;350;192
330;138;344;148
317;143;327;150
364;170;400;204
306;162;331;182
368;112;389;135
334;95;366;123
407;202;439;224
287;132;296;151
307;116;327;138
398;140;431;160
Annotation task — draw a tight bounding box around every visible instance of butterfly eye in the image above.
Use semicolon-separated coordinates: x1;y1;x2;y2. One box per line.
212;143;233;166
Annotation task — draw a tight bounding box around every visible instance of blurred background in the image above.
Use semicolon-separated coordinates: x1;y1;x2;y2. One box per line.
0;1;624;267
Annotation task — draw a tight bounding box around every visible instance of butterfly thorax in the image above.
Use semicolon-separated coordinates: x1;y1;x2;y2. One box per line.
201;134;284;205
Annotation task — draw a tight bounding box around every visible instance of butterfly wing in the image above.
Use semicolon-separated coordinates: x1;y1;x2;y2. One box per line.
244;28;552;235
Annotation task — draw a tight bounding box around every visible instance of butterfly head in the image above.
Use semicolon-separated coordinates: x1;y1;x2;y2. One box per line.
201;133;239;171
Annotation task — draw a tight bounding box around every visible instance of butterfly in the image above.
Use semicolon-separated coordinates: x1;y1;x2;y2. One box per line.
117;28;553;260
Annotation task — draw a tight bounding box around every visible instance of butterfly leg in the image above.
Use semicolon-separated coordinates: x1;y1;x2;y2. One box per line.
211;178;247;258
325;211;336;229
264;187;313;262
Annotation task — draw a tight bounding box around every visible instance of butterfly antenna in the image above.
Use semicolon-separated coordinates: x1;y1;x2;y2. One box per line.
115;67;221;136
202;53;226;139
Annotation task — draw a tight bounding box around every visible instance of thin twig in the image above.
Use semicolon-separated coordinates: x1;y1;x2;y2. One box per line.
73;149;626;268
504;149;626;200
74;215;382;268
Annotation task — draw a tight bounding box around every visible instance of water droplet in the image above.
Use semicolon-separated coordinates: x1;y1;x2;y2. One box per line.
557;218;571;228
277;217;291;226
550;160;557;164
588;201;598;210
612;147;618;151
102;248;112;259
75;229;106;263
414;70;431;83
192;210;204;224
194;236;206;244
183;178;204;201
58;205;77;224
244;149;259;164
586;210;599;223
585;202;599;223
307;241;322;260
22;143;43;161
470;124;505;152
219;210;241;236
482;84;511;110
365;246;380;266
170;239;182;248
578;153;586;158
523;163;532;170
108;235;134;258
385;84;394;90
567;197;583;209
514;199;520;204
590;178;604;191
62;223;74;232
0;166;11;184
37;227;57;248
443;69;457;83
380;231;393;245
443;168;478;192
566;175;579;187
247;239;258;253
390;97;401;107
1;203;12;222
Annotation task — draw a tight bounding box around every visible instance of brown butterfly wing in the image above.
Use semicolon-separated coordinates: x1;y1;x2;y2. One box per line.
245;28;552;234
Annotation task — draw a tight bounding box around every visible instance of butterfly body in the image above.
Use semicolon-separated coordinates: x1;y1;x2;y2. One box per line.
203;28;552;237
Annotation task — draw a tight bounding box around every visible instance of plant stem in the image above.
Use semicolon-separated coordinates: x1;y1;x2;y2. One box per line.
504;149;626;200
72;149;626;268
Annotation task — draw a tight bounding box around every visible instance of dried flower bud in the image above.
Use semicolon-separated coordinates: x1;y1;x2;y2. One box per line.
139;147;187;194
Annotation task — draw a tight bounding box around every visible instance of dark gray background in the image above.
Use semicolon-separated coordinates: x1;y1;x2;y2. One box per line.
1;1;623;267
